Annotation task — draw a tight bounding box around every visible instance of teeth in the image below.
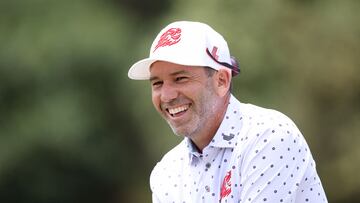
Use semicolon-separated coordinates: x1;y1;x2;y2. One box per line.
168;105;188;115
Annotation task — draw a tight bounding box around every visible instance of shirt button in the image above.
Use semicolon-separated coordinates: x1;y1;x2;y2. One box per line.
205;185;210;192
205;162;211;168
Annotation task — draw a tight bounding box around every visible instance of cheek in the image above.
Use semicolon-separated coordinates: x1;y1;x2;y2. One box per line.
151;92;161;111
184;86;202;101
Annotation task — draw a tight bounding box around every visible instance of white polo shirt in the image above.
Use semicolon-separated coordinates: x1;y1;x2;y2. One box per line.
150;95;328;203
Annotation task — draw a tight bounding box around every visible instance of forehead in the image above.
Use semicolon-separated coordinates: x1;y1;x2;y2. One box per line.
149;61;205;77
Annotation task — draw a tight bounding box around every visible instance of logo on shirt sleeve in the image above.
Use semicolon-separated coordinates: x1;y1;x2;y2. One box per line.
220;170;232;200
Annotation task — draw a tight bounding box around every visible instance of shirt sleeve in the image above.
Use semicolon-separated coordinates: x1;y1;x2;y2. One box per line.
150;162;163;203
152;193;161;203
238;124;327;202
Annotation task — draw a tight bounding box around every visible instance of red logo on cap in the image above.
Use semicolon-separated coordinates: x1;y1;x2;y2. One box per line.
153;28;182;52
220;170;232;200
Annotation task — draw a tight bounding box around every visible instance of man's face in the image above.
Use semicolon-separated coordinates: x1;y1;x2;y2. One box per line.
150;61;219;138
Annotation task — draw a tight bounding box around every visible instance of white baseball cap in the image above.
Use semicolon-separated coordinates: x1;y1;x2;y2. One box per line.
128;21;239;80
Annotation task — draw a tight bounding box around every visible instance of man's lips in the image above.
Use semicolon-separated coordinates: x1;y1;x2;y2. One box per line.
166;104;190;117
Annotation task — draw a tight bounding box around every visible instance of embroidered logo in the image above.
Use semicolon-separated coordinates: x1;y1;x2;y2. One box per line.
222;133;235;141
220;170;232;200
153;27;182;52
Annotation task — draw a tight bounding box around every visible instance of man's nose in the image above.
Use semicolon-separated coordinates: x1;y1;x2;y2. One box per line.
160;83;178;103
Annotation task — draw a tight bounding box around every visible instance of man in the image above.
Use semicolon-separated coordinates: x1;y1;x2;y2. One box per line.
128;21;328;203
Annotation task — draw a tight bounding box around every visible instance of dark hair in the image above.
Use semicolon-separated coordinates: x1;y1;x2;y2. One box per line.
204;66;217;77
203;66;233;92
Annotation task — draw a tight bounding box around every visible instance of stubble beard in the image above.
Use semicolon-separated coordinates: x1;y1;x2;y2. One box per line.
168;81;218;139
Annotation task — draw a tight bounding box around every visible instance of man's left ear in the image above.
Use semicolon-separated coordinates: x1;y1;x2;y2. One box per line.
214;68;231;97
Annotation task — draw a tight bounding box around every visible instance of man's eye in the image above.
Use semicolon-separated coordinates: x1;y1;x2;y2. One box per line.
152;81;163;87
175;77;188;82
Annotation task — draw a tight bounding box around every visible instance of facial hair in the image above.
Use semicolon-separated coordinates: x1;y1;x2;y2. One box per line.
167;79;219;138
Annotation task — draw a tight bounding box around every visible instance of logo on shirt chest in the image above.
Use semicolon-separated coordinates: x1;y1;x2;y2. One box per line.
220;170;232;200
222;133;235;141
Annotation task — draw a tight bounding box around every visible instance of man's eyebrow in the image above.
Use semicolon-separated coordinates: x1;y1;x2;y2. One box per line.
149;76;159;82
149;70;191;82
170;70;189;76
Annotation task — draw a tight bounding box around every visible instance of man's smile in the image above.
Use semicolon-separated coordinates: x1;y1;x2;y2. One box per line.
166;104;191;117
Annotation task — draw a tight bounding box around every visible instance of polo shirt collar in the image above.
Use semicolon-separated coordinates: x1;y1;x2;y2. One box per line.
185;94;243;156
209;94;243;148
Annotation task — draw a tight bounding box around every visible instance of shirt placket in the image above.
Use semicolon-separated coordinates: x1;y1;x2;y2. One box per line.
197;146;222;202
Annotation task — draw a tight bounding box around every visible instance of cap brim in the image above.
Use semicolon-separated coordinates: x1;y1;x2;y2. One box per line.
128;54;226;80
128;58;157;80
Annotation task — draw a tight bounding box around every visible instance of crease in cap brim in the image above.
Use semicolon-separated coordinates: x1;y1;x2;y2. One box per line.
128;58;157;80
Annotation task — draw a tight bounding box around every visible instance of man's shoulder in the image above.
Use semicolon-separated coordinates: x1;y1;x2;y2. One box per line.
157;139;187;164
150;140;187;179
149;139;188;196
234;100;302;147
239;101;294;127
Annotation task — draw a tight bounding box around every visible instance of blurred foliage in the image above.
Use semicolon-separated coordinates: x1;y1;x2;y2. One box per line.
0;0;359;202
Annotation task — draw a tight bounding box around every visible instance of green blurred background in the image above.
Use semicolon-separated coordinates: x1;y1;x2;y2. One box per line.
0;0;359;202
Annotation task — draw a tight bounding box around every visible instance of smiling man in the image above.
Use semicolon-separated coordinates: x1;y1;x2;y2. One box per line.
150;61;230;151
128;21;327;203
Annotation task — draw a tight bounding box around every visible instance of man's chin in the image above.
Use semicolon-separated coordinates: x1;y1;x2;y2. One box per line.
169;125;191;137
171;128;187;137
166;119;198;137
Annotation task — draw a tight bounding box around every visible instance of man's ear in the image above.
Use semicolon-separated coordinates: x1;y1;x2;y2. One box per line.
214;68;231;97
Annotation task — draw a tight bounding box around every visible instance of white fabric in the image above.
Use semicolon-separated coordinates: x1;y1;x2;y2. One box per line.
128;21;231;80
150;95;328;203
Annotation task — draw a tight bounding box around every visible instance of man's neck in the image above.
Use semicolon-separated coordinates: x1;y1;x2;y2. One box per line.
190;94;231;152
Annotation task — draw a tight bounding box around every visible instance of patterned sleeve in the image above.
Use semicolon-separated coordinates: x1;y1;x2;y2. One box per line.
152;193;161;203
238;122;327;202
150;162;162;203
